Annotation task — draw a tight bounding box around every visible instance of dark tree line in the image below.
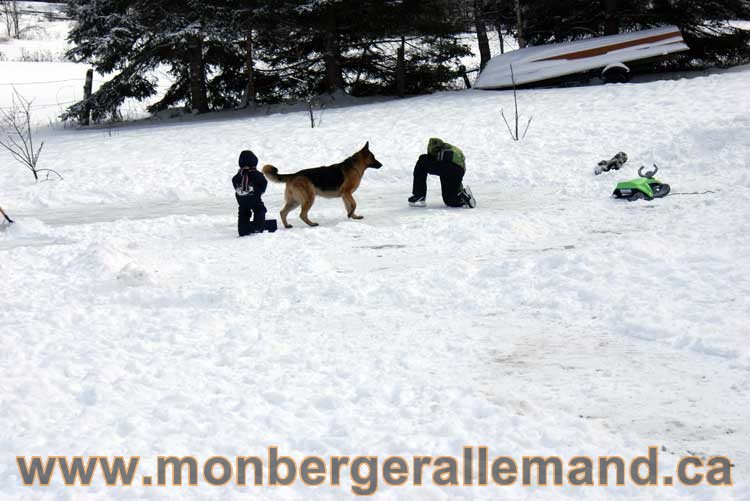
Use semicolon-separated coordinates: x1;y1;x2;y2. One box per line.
63;0;750;122
473;0;750;68
63;0;471;121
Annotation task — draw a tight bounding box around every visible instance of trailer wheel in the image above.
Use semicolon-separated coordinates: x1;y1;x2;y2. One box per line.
601;63;631;84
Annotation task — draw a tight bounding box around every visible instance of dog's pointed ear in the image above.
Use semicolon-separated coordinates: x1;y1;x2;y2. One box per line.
363;141;370;151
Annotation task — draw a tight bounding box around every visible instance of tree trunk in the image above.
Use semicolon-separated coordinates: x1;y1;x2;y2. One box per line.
514;0;527;48
603;0;619;35
81;68;93;126
11;0;18;38
1;0;19;38
496;23;505;54
396;36;405;97
1;2;7;37
187;35;209;114
474;0;492;69
240;32;256;108
323;8;344;94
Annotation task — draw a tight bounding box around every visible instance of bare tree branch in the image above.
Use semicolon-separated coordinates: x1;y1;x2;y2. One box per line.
0;205;14;224
0;87;60;181
500;64;533;141
522;116;533;139
500;108;516;140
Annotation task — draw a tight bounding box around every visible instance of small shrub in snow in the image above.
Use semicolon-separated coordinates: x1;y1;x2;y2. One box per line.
17;24;46;41
0;88;62;181
17;47;64;62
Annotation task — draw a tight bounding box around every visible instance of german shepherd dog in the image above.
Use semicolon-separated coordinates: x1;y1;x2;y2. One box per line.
262;142;382;228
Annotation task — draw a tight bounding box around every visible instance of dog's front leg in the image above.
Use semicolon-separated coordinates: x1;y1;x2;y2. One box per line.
343;193;363;220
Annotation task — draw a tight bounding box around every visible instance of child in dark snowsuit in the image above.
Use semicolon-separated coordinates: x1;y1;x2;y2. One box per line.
232;150;268;236
408;138;475;208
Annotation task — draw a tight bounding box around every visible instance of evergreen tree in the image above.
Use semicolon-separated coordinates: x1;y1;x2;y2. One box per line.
65;0;247;120
64;0;156;120
65;0;471;121
258;0;470;98
643;0;750;68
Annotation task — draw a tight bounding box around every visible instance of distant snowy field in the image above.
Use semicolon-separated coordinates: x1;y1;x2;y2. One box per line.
0;1;70;62
0;2;173;123
2;8;750;500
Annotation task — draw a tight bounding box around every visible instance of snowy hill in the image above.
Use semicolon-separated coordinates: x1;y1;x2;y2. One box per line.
1;40;750;499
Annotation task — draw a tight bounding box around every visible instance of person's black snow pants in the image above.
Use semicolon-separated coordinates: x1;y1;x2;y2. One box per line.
411;154;465;207
236;195;267;237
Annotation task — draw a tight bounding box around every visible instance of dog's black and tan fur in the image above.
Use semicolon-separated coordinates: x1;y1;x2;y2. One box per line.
262;142;382;228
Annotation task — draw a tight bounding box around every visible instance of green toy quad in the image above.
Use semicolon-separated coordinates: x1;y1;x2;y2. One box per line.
612;165;671;201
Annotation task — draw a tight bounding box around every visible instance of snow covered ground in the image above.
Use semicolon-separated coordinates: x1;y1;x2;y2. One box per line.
2;31;750;500
0;1;71;62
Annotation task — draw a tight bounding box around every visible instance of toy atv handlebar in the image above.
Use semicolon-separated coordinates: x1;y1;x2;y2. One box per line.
638;164;658;179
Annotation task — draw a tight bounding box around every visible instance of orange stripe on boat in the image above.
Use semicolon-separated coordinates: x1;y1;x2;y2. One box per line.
538;31;683;61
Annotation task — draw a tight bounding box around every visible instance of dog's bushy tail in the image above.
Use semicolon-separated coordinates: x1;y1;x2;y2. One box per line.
262;165;290;183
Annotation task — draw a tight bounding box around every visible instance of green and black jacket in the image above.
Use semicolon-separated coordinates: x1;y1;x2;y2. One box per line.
427;137;465;170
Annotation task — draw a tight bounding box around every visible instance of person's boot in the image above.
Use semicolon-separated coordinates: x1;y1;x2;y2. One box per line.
458;186;476;208
408;194;426;207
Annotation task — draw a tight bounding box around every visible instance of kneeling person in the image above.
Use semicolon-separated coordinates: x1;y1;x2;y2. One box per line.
233;150;268;236
408;137;475;208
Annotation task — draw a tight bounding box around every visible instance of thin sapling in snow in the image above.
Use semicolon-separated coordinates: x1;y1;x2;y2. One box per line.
0;205;13;224
0;88;62;181
289;76;326;128
500;64;533;141
307;97;326;129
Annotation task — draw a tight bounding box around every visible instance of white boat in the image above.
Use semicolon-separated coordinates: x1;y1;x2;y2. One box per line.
474;26;689;89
